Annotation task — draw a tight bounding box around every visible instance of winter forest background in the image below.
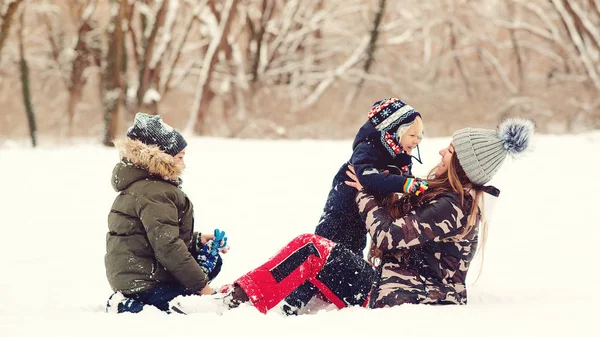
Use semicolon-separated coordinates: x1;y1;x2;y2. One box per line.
1;0;599;147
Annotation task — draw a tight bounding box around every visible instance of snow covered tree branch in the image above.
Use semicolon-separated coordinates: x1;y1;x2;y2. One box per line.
0;0;24;61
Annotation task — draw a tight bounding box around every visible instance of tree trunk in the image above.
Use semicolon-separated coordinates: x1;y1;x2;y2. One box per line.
68;17;95;137
66;91;80;137
344;0;386;110
449;21;473;97
102;0;127;146
18;8;36;147
250;0;275;83
0;0;23;61
135;0;167;114
505;0;524;93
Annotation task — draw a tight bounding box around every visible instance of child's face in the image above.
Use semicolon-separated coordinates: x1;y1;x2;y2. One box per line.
399;122;423;154
174;149;186;168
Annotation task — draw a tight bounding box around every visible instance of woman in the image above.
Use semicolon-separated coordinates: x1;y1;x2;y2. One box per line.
105;113;228;314
204;117;534;313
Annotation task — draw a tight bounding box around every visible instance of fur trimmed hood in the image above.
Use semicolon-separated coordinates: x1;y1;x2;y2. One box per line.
114;137;185;182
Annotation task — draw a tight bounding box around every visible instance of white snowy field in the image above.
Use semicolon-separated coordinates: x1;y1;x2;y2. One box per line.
0;132;598;337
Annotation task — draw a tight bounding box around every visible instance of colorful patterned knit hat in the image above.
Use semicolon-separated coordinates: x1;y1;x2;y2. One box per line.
368;97;421;157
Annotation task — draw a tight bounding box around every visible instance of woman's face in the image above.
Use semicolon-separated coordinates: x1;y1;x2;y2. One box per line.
435;142;455;176
174;149;186;168
399;121;423;155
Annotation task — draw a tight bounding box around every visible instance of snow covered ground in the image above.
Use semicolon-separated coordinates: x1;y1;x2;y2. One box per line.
1;132;598;337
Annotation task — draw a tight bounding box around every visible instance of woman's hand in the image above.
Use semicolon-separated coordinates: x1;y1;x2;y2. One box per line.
344;164;364;191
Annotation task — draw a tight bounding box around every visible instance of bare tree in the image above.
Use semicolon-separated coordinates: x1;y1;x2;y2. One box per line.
18;5;36;147
157;1;208;98
476;0;600;129
102;0;126;146
121;0;209;117
130;0;167;115
2;0;600;141
551;0;600;89
505;0;525;92
0;0;23;61
185;0;239;134
235;1;370;111
42;0;101;136
344;0;387;109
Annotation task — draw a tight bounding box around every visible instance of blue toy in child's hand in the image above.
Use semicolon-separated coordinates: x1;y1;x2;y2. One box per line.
213;229;227;251
197;229;228;275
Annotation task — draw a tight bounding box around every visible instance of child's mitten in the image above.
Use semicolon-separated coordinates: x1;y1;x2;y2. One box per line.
197;243;218;275
403;178;429;196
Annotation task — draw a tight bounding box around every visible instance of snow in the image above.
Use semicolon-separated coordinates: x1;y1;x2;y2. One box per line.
82;2;95;21
126;85;138;103
103;88;121;105
1;132;599;336
142;87;162;104
149;0;179;69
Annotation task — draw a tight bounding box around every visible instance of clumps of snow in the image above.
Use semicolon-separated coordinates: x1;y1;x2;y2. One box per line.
104;88;121;104
127;85;138;102
168;294;243;315
143;88;162;104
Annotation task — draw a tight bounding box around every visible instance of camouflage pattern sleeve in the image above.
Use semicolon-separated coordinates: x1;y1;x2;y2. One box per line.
356;191;467;251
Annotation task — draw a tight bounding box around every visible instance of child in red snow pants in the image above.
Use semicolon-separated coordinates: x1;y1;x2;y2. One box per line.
234;234;375;314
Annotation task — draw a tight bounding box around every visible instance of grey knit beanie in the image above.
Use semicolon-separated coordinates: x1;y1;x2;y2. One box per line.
126;113;187;156
452;118;534;185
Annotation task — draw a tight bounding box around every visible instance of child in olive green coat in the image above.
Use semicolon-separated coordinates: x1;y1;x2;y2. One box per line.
105;113;227;313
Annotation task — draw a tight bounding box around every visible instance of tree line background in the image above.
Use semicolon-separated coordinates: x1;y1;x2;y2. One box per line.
0;0;598;147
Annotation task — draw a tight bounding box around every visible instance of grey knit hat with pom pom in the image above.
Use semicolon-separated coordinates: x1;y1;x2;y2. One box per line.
452;118;534;185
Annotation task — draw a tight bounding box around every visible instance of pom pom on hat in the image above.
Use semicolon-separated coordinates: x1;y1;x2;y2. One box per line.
498;118;535;156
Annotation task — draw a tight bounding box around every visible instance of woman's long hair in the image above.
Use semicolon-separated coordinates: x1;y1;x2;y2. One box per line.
369;153;488;277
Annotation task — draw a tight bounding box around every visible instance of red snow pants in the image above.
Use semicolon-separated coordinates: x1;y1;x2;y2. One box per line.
234;234;374;314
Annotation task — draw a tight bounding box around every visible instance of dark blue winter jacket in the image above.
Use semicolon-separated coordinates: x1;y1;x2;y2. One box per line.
314;121;415;255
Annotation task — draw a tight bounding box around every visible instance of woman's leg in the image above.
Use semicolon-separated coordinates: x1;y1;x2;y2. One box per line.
234;234;374;314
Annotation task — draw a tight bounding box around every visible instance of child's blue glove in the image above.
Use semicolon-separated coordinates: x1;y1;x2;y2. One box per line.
197;229;228;275
197;244;218;275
